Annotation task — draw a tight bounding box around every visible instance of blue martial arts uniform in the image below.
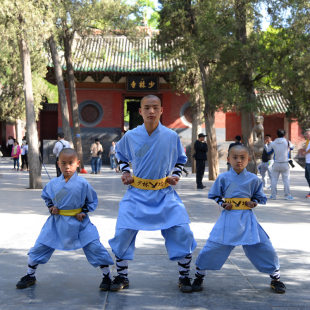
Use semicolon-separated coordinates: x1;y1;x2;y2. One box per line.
109;122;196;260
196;168;280;274
28;173;113;267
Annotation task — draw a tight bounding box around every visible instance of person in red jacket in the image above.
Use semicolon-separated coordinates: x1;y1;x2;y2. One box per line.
11;140;21;171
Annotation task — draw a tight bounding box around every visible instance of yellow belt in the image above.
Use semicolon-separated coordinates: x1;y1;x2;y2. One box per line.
58;208;82;216
224;198;251;210
131;175;169;190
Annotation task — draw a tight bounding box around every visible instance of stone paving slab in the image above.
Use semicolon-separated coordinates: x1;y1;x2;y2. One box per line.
0;158;309;310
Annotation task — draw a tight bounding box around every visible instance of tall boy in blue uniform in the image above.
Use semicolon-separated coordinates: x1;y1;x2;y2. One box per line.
109;95;196;293
16;148;114;290
192;144;286;294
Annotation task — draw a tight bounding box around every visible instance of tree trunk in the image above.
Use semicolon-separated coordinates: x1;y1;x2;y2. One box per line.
234;0;256;173
198;61;219;180
183;1;219;179
48;36;72;143
205;110;219;180
63;32;85;170
19;38;42;189
241;110;256;172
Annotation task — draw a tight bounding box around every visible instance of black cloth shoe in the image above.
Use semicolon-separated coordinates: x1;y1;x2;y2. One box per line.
178;277;192;293
197;185;206;189
110;275;129;291
270;280;286;294
16;274;36;289
192;276;204;292
99;274;111;291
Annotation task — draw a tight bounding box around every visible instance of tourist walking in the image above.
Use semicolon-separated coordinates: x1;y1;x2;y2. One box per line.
20;140;29;171
258;134;273;188
267;129;294;200
90;138;103;174
194;133;208;189
11;140;21;171
302;129;310;198
52;133;70;177
109;141;116;170
6;136;14;156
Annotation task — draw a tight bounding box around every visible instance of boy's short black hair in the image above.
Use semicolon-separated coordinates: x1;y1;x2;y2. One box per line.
140;95;162;107
57;132;65;139
235;135;242;141
228;144;249;155
58;148;78;159
277;129;285;138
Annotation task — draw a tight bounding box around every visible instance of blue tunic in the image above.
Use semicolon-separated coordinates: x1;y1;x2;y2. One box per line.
37;173;100;250
115;122;190;230
208;168;268;246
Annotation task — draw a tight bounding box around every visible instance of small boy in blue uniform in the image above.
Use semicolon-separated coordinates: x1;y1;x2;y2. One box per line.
192;145;286;294
16;148;114;290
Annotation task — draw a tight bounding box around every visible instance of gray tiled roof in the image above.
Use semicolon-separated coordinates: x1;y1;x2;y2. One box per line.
256;92;288;113
57;35;176;73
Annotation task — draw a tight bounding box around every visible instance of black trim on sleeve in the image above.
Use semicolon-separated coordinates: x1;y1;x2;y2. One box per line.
82;205;89;213
172;162;184;177
119;160;130;173
214;196;224;207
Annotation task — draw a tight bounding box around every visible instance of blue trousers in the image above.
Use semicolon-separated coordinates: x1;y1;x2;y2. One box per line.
91;157;101;173
196;239;279;274
13;158;20;169
305;163;310;188
110;155;116;169
109;224;197;261
28;239;114;267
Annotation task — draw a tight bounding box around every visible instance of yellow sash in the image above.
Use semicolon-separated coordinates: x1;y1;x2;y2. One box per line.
58;208;82;216
224;198;251;210
131;175;169;190
306;140;309;149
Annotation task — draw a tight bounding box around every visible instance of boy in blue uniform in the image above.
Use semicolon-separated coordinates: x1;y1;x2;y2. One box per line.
192;145;286;294
16;148;114;290
108;95;196;293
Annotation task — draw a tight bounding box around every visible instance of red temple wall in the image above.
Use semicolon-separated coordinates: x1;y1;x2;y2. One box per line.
225;112;242;141
161;91;189;128
56;85;305;145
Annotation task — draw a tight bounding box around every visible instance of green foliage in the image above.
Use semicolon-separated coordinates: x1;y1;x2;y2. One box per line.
157;0;309;127
44;80;59;103
257;1;310;128
157;0;236;111
0;0;57;121
134;0;160;28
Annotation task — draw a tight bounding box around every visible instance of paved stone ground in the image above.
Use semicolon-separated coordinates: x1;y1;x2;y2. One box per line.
0;157;309;310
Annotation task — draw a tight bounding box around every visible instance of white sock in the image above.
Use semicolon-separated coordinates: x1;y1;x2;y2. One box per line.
100;265;110;277
27;258;38;277
270;269;280;280
195;267;206;278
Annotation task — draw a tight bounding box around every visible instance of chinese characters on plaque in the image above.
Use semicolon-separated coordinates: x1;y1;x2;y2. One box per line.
127;76;158;92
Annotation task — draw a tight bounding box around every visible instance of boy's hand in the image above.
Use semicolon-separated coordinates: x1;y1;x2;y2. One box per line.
49;206;59;215
121;172;134;185
222;203;232;211
75;212;86;222
245;201;257;209
166;176;179;186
